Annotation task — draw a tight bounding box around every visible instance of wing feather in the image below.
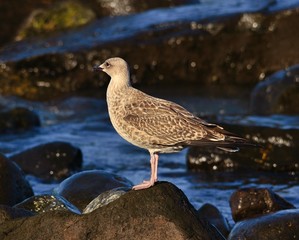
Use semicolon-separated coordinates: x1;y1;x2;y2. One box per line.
123;97;225;146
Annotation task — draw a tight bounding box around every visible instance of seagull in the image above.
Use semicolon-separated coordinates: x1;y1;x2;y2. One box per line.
94;57;256;190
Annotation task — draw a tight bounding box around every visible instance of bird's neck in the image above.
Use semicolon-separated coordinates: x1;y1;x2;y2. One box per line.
107;74;131;101
109;72;131;89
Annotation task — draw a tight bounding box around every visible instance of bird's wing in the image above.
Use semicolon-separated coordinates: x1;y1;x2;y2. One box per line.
123;97;225;146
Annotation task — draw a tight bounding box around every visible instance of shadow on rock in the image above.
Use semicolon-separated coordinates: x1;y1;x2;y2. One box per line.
0;154;33;206
0;205;34;225
197;203;231;238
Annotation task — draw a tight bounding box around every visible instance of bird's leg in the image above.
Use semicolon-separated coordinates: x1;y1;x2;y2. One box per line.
132;153;159;190
143;153;159;183
153;153;159;182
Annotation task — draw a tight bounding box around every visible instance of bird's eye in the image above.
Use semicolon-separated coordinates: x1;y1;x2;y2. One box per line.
105;62;111;68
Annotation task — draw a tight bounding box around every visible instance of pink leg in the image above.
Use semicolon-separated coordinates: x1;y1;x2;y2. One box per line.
153;153;159;182
132;153;159;190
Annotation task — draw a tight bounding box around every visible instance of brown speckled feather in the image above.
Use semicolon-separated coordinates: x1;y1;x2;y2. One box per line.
123;92;225;148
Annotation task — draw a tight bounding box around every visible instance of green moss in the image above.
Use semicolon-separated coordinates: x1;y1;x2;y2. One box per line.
16;1;95;40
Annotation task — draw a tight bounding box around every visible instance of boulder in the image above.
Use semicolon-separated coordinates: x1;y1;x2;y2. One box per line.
197;203;231;237
228;209;299;240
0;182;225;240
0;107;40;133
54;170;132;210
0;154;34;206
10;141;82;180
229;188;295;222
250;64;299;115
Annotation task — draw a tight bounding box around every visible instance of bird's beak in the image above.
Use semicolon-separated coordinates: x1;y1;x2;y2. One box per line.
93;65;103;72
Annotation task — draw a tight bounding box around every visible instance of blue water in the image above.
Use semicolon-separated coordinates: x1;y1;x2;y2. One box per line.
0;90;298;224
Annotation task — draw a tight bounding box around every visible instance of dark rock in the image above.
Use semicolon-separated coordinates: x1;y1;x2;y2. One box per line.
1;7;299;100
187;124;299;172
197;203;231;237
54;170;133;211
0;107;40;133
0;182;225;240
0;154;34;206
83;187;130;214
228;209;299;240
230;188;295;222
14;194;80;214
0;205;34;225
10;141;82;180
250;64;299;115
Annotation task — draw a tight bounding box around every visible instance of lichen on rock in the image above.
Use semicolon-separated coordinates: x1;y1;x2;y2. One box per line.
15;1;96;41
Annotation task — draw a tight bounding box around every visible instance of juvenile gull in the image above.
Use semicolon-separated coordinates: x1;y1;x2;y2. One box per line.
94;57;255;190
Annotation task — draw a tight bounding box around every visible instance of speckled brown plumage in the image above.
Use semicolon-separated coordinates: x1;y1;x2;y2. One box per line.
94;57;254;190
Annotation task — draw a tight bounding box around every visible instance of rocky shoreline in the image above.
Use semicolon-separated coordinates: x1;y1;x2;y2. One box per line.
0;2;298;103
1;175;298;239
0;131;297;239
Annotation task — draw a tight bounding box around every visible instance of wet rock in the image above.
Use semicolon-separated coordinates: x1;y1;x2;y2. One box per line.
197;203;231;237
14;194;80;214
83;187;129;214
0;0;195;47
0;154;34;206
0;205;34;225
250;64;299;115
15;1;96;41
228;209;299;240
1;7;299;100
230;188;295;222
54;170;133;211
92;0;197;17
10;141;82;180
0;182;225;240
0;107;40;133
187;124;299;172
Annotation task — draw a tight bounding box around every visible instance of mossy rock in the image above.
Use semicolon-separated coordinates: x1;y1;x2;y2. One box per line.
16;1;95;40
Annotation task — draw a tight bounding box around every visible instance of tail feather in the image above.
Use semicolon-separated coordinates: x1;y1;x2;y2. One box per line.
217;146;239;152
181;132;260;152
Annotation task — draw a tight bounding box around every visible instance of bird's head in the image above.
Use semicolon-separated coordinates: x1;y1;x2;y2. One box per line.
94;57;130;80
